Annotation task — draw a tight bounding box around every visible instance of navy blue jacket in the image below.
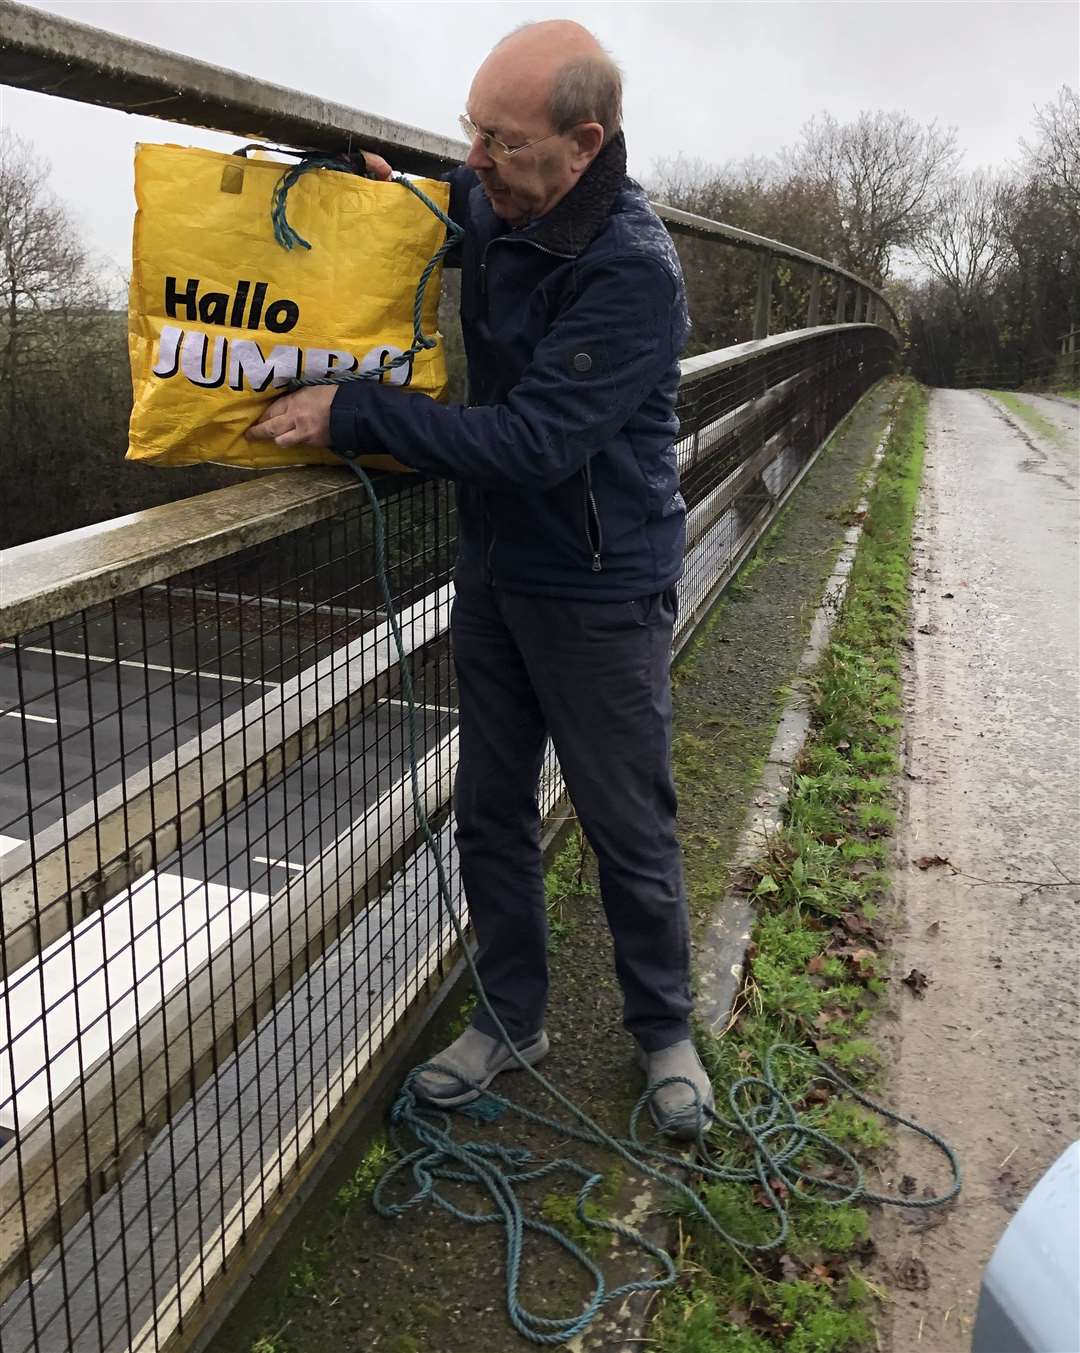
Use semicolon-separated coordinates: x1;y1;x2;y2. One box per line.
329;132;690;600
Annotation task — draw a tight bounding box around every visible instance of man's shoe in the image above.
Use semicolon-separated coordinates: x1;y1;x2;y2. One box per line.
412;1026;550;1109
637;1039;715;1141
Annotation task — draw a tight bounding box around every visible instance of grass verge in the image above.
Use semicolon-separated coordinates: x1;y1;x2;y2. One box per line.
983;388;1067;447
653;378;927;1352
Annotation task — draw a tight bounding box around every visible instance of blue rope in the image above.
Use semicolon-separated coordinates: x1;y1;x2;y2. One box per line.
267;161;961;1343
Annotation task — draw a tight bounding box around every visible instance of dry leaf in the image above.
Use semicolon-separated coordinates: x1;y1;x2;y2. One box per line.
902;968;930;996
894;1256;930;1291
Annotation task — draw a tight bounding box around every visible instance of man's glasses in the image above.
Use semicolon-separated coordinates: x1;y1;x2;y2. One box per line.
458;114;565;164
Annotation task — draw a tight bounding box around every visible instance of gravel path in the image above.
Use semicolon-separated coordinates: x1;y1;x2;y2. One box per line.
879;387;1080;1349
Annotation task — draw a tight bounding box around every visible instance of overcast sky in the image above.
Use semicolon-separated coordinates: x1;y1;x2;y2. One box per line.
1;0;1076;272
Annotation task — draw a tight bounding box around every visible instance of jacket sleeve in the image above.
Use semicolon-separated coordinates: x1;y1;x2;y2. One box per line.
329;256;679;492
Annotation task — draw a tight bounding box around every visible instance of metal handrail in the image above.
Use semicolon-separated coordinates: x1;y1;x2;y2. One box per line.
652;206;900;330
0;324;881;641
0;0;899;334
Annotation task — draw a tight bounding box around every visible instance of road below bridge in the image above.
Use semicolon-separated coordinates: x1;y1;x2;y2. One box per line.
879;388;1079;1347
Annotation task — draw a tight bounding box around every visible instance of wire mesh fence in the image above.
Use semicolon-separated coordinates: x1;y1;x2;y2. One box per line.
0;322;894;1351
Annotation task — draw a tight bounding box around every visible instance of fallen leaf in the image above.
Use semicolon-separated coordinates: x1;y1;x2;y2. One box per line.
840;911;872;936
894;1256;930;1291
925;920;941;936
806;955;827;975
849;947;876;965
899;1174;918;1196
902;968;930;997
730;867;758;895
916;623;936;635
914;854;951;870
805;1085;831;1106
992;1169;1022;1213
779;1254;801;1282
747;1307;794;1339
753;1177;790;1208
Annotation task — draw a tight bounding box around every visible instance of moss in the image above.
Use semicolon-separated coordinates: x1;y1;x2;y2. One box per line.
539;1165;624;1256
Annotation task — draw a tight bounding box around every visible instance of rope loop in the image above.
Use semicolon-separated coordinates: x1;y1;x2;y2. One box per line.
270;154;463;383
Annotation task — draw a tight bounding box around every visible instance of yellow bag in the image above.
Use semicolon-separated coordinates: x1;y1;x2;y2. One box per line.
126;143;452;471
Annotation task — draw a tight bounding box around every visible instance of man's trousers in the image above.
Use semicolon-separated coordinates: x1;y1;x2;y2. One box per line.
450;581;692;1053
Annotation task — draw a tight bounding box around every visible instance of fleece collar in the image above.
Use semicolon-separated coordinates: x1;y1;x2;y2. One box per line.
522;131;629;257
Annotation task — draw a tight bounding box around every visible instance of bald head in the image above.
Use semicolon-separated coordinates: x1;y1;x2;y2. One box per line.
473;21;622;147
463;21;622;226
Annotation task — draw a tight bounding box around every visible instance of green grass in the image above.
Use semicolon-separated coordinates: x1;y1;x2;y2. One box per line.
651;379;927;1353
985;389;1067;447
543;827;595;947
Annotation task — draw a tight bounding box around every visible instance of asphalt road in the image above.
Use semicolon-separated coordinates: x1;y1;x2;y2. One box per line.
0;595;455;1135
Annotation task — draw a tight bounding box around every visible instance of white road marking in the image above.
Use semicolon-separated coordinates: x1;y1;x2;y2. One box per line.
380;697;458;717
2;710;57;723
253;855;305;873
145;582;379;620
1;642;280;687
0;871;271;1132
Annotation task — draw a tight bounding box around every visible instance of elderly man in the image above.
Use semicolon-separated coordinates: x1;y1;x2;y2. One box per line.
250;20;714;1137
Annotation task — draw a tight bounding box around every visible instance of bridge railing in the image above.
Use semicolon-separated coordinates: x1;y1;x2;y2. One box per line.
0;0;900;343
0;6;898;1350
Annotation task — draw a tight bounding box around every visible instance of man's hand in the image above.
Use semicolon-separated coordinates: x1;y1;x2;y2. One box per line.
246;385;338;448
362;151;394;180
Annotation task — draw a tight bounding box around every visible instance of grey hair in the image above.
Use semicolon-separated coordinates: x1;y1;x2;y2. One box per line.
498;23;623;141
549;55;623;141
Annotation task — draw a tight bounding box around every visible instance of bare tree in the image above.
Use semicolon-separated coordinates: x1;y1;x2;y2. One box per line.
914;171;1013;313
1022;85;1080;218
787;110;960;284
0;132;112;435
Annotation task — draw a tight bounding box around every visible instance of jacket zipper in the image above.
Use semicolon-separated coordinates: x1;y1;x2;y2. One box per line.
583;461;603;572
480;233;575;299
